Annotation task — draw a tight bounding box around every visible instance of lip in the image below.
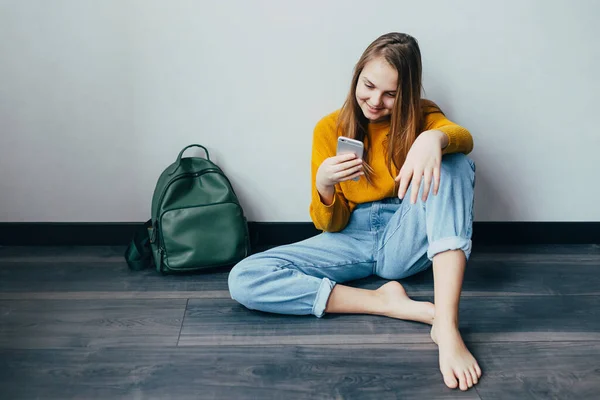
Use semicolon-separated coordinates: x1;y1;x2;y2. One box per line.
367;104;383;113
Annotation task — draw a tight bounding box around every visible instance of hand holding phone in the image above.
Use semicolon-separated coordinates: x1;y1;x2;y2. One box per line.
315;137;365;196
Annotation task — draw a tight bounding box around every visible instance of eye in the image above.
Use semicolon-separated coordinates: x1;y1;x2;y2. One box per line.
386;93;396;97
365;83;374;89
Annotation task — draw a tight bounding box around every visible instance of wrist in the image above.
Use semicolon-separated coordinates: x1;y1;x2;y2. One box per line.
316;183;334;195
316;183;335;205
423;129;448;149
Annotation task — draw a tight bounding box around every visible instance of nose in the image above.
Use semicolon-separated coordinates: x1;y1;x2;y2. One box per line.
371;92;382;106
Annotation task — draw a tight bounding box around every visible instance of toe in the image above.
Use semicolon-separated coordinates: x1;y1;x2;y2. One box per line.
458;371;468;391
465;369;473;388
442;368;458;389
475;363;483;378
469;367;479;384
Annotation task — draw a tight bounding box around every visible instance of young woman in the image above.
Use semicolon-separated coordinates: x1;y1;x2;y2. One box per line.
228;32;481;391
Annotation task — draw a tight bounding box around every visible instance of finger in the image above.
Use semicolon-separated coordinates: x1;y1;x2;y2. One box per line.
334;164;364;181
339;170;364;182
332;161;360;175
337;158;363;170
421;170;432;202
397;171;413;199
410;172;423;204
334;153;357;163
394;166;404;182
433;167;441;195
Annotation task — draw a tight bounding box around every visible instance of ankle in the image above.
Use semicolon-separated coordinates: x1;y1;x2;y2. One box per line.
433;315;459;329
372;290;391;315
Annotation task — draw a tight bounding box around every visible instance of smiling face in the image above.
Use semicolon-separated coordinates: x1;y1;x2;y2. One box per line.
355;56;398;122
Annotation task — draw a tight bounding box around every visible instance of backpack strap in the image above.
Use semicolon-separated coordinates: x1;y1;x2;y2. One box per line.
124;219;153;271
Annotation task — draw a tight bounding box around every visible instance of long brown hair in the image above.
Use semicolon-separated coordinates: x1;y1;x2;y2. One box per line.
337;32;440;183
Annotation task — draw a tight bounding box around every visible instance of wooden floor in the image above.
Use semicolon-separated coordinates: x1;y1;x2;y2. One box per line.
1;244;599;399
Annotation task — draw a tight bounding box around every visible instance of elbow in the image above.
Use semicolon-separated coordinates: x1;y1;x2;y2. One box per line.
466;133;474;154
311;217;334;233
310;214;342;233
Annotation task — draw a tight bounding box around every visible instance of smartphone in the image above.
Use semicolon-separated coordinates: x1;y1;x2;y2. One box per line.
336;136;364;181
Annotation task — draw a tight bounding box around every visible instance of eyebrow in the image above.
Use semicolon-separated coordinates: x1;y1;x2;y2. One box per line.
364;78;396;94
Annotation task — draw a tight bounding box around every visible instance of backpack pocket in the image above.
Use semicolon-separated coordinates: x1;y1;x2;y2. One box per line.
158;202;249;271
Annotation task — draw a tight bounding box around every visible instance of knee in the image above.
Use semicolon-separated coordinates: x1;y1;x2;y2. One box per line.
441;153;475;184
227;260;254;307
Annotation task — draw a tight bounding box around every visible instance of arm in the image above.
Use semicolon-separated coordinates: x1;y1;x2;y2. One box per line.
423;106;474;154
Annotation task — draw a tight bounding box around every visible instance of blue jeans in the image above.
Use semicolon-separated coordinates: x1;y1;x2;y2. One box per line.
228;153;476;318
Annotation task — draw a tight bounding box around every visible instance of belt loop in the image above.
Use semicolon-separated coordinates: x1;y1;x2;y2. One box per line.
370;201;377;231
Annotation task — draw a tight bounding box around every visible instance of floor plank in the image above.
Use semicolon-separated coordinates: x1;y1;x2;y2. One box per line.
475;341;600;400
0;262;231;295
0;345;481;400
179;296;600;346
1;244;598;262
0;299;187;348
2;255;600;299
352;259;600;296
3;341;598;400
0;245;127;262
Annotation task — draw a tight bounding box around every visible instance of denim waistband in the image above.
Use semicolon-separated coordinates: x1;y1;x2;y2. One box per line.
355;196;401;209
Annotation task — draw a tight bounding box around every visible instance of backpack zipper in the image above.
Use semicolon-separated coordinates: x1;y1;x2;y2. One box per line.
154;168;222;222
153;168;230;249
157;246;165;272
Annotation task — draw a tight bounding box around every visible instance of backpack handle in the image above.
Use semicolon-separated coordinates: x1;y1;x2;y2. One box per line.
177;144;210;162
168;144;210;176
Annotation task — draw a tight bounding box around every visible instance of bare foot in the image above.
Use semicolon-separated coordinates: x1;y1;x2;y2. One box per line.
431;324;482;391
375;281;435;324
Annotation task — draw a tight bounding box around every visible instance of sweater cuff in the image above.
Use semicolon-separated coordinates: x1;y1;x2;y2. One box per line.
438;125;462;154
313;185;337;208
310;186;336;230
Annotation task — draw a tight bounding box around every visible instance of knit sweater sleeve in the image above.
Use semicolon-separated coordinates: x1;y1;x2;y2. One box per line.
309;113;352;232
423;104;474;155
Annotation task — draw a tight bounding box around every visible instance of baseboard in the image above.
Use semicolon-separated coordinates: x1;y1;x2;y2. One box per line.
0;222;598;246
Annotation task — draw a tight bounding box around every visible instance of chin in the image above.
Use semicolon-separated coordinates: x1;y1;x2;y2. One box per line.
363;107;385;121
360;105;375;118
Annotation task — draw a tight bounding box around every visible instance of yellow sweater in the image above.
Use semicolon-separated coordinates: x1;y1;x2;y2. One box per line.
310;103;474;232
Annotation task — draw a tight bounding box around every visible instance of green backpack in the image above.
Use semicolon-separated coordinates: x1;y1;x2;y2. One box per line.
125;144;251;273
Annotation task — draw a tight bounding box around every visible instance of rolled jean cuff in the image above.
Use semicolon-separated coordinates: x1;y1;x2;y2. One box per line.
427;236;472;261
312;277;336;318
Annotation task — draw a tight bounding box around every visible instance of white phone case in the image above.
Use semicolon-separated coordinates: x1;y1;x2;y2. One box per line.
336;136;364;158
336;137;364;181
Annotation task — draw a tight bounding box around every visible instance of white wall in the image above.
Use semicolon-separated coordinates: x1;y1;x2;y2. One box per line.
1;0;598;222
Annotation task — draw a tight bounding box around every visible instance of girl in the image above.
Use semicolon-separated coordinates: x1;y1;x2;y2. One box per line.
228;32;481;391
